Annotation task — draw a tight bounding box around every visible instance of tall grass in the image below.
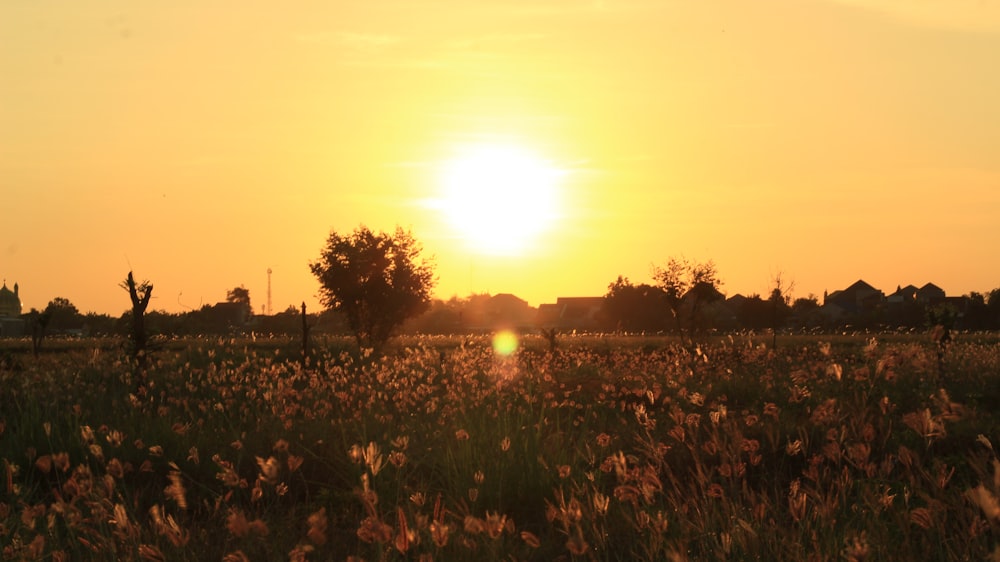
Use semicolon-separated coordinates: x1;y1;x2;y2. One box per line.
2;334;999;560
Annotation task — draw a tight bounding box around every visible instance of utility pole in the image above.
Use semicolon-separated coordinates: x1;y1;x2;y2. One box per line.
266;268;273;315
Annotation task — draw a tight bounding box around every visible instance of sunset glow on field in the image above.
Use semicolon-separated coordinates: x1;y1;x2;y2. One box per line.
2;1;999;314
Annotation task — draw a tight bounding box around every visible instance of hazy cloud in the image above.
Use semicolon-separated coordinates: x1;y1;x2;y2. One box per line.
443;33;547;50
295;31;402;51
826;0;1000;32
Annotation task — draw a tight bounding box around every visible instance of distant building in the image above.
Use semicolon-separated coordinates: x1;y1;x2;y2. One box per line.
823;280;884;315
0;280;26;337
916;283;946;305
0;281;21;317
887;284;919;304
536;297;605;331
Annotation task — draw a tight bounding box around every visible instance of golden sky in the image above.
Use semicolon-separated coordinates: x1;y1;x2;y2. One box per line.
2;0;999;315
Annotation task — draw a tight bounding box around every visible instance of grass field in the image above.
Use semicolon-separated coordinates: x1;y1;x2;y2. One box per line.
2;332;1000;561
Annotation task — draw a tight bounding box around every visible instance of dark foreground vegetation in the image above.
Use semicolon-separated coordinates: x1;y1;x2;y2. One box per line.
2;333;1000;561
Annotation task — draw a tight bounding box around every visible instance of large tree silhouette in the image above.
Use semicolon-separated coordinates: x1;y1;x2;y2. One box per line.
310;225;435;353
653;257;722;340
603;276;669;332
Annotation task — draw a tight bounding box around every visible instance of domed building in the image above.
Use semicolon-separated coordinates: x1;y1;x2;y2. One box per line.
0;281;21;317
0;281;25;337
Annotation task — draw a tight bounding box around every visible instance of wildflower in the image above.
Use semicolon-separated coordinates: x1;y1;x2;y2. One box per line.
702;441;718;456
484;512;508;539
391;435;410;450
614;485;641;505
388;451;406;468
222;552;251;562
909;507;933;530
410;492;426;507
843;531;869;562
878;487;896;511
359;443;383;475
273;439;290;453
110;503;132;537
902;409;946;440
520;530;541;548
668;425;686;442
227;510;250;537
968;485;1000;520
138;544;166;562
789;480;807;522
106;430;124;447
566;531;590;556
786;439;803;456
455;429;470;441
307;508;328;545
149;505;189;547
187;447;200;465
596;433;612;447
464;515;486;534
706;483;724;498
256;456;281;485
430;520;451;546
593;492;610;515
501;436;511;451
558;465;571;479
357;516;393;543
165;469;187;509
248;518;270;537
348;444;364;464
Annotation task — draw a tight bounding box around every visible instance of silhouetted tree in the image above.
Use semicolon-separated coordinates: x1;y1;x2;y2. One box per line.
226;285;252;315
789;295;822;330
27;308;50;357
768;273;794;347
121;271;153;368
736;294;771;331
403;297;464;334
310;225;435;354
987;288;1000;330
603;276;669;332
653;258;722;340
961;292;991;331
43;297;82;333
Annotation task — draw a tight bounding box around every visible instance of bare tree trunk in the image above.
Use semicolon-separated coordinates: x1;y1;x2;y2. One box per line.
123;271;153;368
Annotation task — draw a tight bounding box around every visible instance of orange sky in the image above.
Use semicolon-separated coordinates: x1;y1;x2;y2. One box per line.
2;1;999;316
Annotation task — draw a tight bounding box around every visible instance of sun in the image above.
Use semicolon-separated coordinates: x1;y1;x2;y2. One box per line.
437;143;562;256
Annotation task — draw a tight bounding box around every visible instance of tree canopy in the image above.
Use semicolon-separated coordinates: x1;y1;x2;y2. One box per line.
652;257;722;338
310;225;435;352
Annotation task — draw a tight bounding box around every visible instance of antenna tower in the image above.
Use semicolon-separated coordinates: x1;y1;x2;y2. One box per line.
266;268;273;316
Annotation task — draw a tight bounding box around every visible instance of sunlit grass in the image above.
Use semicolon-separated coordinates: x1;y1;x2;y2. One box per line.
2;334;1000;560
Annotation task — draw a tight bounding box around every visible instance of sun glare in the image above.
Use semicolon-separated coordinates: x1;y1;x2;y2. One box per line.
437;143;562;256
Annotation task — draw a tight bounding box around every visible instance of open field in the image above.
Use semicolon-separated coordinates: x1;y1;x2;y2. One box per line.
3;333;1000;560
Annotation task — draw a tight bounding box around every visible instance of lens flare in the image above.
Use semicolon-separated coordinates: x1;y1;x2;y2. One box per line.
492;330;519;357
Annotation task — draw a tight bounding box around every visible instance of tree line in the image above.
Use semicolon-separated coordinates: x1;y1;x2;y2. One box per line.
14;226;1000;355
